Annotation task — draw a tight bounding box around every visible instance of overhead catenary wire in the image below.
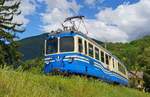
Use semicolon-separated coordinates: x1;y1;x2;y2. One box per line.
81;18;88;35
77;19;82;31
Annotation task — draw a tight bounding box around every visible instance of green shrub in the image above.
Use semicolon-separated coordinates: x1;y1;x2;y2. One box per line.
19;58;44;74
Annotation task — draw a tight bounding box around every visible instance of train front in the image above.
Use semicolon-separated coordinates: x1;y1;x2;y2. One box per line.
44;31;76;74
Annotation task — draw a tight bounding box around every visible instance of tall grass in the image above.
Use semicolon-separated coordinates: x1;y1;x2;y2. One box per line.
0;69;149;97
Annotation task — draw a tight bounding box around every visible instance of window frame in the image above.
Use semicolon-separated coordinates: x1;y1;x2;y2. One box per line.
95;47;100;60
101;51;105;63
59;36;74;52
78;37;83;53
118;62;126;75
84;40;88;55
112;58;115;68
105;54;109;65
88;43;94;58
46;37;58;54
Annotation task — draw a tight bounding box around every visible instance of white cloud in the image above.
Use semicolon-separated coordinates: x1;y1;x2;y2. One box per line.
41;8;68;25
85;0;150;42
77;19;128;42
40;0;150;42
11;0;37;26
40;0;81;32
85;0;105;5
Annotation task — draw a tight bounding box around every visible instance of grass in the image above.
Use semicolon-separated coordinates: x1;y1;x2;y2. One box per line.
0;69;149;97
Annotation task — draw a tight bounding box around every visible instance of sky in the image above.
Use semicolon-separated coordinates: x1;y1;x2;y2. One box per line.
11;0;150;42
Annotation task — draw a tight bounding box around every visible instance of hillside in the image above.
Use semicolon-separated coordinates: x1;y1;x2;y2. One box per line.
106;36;150;91
0;69;149;97
107;35;150;65
18;33;48;60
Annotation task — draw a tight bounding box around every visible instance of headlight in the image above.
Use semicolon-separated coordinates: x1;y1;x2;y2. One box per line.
45;60;49;64
44;57;53;64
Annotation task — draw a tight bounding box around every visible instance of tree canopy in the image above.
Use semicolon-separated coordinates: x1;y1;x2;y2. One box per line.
0;0;23;67
107;36;150;92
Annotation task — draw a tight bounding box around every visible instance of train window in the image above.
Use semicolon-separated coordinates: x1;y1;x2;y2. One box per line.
46;38;58;54
88;43;93;57
105;54;109;65
101;51;104;63
60;36;74;52
109;56;111;65
95;47;99;60
112;58;115;68
84;40;87;54
118;63;126;75
78;38;83;53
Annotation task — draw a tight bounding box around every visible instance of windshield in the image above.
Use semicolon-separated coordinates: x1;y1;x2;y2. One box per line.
46;38;58;54
60;36;74;52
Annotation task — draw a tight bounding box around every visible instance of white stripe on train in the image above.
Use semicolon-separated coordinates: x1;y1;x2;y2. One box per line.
45;55;128;82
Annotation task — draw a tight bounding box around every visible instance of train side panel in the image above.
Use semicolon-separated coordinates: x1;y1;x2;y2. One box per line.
44;53;128;86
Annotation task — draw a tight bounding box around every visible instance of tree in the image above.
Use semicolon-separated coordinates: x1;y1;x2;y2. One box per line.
0;0;23;67
139;47;150;92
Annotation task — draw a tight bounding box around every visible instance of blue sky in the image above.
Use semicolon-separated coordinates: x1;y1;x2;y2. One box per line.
16;0;150;42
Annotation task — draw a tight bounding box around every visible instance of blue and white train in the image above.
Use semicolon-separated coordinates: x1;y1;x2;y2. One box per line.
44;16;129;86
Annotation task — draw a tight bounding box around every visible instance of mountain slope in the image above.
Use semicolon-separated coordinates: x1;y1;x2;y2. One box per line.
18;33;48;60
0;69;149;97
